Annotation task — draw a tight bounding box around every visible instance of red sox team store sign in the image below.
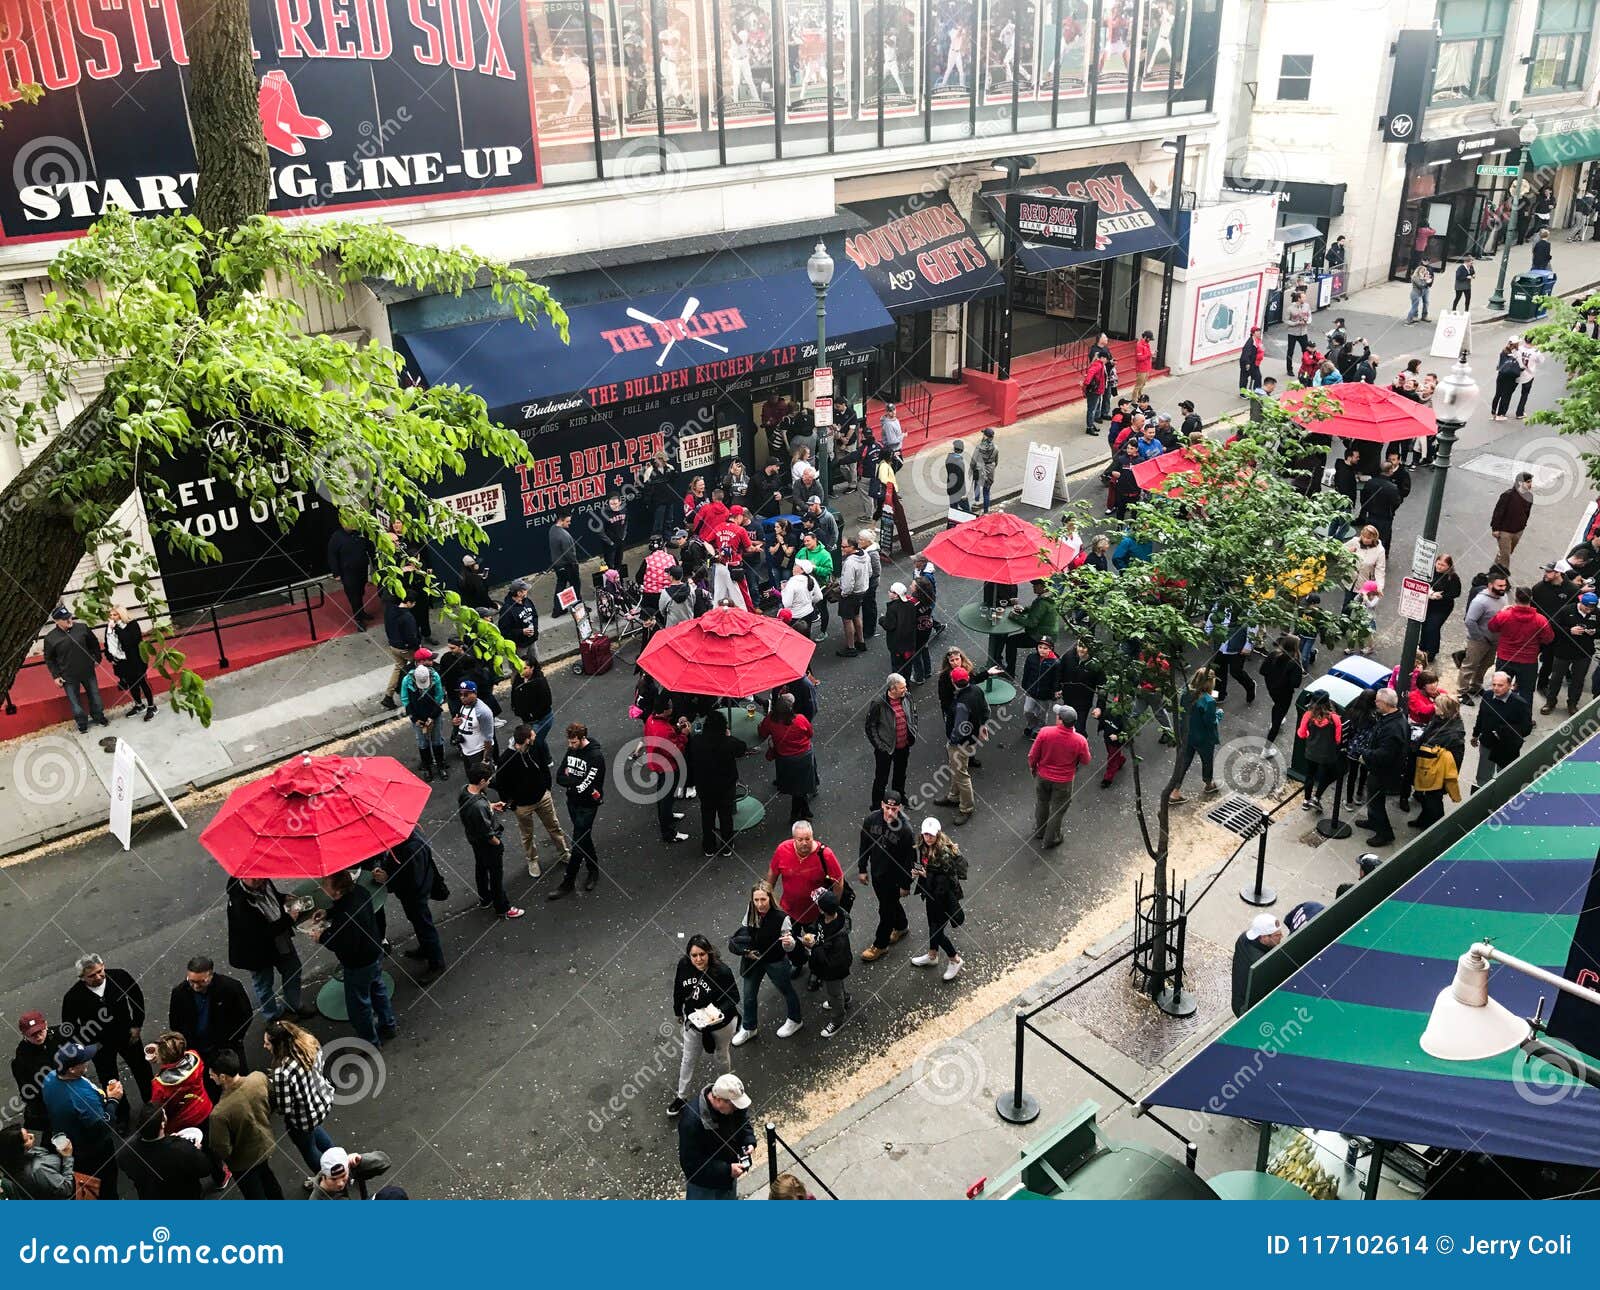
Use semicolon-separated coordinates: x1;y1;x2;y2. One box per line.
0;0;539;240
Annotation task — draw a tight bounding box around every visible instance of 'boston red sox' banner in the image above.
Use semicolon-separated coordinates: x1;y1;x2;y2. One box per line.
0;0;540;241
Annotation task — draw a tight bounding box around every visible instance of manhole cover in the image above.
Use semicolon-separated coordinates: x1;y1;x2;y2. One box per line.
1206;794;1268;837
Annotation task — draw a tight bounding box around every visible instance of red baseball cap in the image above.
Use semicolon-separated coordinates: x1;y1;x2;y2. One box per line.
18;1011;46;1038
412;648;434;662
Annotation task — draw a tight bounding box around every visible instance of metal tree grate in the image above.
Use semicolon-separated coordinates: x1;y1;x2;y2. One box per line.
1206;794;1268;838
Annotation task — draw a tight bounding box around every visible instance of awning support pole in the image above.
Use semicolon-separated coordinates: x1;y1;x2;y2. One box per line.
1154;134;1185;370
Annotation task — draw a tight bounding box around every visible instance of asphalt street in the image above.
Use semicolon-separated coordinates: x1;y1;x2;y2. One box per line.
0;301;1594;1199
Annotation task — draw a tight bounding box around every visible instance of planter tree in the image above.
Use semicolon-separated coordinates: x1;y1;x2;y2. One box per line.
1525;297;1600;489
0;0;565;722
1043;405;1364;1001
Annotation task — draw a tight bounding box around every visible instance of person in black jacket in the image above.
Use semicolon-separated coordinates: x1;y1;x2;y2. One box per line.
116;1103;215;1200
1410;694;1466;830
1259;635;1305;743
379;595;421;710
1357;472;1402;552
371;828;448;977
1420;554;1462;663
730;886;803;1045
809;891;852;1037
11;1012;62;1131
857;792;915;960
307;872;396;1047
493;725;570;879
1019;639;1062;738
1355;688;1410;845
550;724;606;899
167;957;253;1086
678;1074;756;1199
497;581;540;664
864;674;918;807
1531;562;1579;694
881;583;918;673
669;936;739;1117
458;765;524;921
685;710;748;858
326;522;372;628
457;554;495;611
61;955;152;1106
510;659;555;756
43;607;107;731
1546;592;1600;714
1472;670;1534;789
104;606;155;720
226;877;315;1024
1330;446;1362;513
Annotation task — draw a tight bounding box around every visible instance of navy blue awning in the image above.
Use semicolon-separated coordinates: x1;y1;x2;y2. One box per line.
397;267;894;429
983;161;1179;273
839;197;1004;315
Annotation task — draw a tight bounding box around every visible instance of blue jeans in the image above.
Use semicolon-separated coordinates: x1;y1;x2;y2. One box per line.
286;1123;333;1172
249;952;304;1020
411;723;443;754
62;674;105;726
1084;391;1105;429
532;712;554;759
740;960;802;1031
1298;634;1318;669
341;959;396;1046
650;504;672;538
976;481;993;512
1407;286;1430;321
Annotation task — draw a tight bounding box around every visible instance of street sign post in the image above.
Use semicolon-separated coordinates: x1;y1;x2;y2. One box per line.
1412;537;1438;578
812;366;833;427
1476;164;1521;177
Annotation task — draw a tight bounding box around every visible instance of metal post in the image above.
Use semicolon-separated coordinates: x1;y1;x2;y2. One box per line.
995;1009;1041;1122
765;1122;779;1186
1316;762;1354;839
1255;1120;1274;1172
1154;134;1185;369
1363;1140;1387;1199
1394;418;1460;712
210;606;231;669
1488;149;1527;310
304;585;319;641
815;282;830;502
1240;821;1277;906
998;185;1020;380
1156;910;1196;1016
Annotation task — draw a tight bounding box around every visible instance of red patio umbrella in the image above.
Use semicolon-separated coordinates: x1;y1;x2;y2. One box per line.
637;605;816;698
921;511;1079;584
199;753;430;880
1278;382;1437;442
1132;445;1209;493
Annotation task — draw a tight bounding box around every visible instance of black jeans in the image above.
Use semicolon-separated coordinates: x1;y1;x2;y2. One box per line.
1452;287;1471;310
233;1159;283;1200
1305;761;1340;803
1213;653;1256;702
564;801;600;884
341;578;369;622
1285;332;1310;373
871;746;910;806
552;563;581;613
1362;788;1394;840
652;766;681;840
1266;692;1293;741
699;792;736;855
925;899;957;958
393;884;445;967
1545;654;1589;708
862;587;880;639
1516;381;1534;416
1003;633;1039;675
92;1036;153;1104
1413;788;1447;829
1491;372;1518;416
472;840;509;915
872;879;909;949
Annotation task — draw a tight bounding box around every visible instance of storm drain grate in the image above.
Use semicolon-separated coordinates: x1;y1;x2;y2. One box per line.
1206;794;1268;838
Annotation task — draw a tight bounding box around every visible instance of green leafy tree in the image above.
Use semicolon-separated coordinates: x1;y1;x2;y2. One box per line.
1043;407;1363;998
1524;296;1600;483
0;0;564;723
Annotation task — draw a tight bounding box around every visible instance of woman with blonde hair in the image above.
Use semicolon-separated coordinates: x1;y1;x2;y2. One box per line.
1169;667;1222;803
730;884;803;1046
262;1018;336;1176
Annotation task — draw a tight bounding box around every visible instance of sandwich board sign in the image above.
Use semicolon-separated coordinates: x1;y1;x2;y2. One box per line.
1022;442;1069;508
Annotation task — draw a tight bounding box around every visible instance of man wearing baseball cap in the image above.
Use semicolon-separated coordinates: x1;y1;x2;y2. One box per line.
677;1072;756;1200
11;1010;62;1131
1545;589;1599;715
42;1041;123;1197
452;679;498;774
42;605;106;732
939;667;988;824
1231;914;1284;1017
858;790;915;961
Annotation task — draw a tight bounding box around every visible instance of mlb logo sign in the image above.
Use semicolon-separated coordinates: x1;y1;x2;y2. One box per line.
1218;207;1249;254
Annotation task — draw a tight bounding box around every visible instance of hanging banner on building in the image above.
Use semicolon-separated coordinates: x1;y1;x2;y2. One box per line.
615;0;704;134
1037;0;1090;100
858;0;921;118
528;0;622;143
1096;0;1139;91
709;0;779;128
0;0;541;241
1382;29;1437;143
1189;272;1263;365
437;484;509;525
982;0;1039;104
841;196;1004;313
1011;194;1098;248
1135;0;1186;92
782;0;850;122
929;0;978;110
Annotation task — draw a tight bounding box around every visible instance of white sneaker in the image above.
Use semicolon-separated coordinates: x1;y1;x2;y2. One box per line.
911;952;939;968
776;1018;803;1038
942;956;964;981
730;1027;757;1047
526;861;542;879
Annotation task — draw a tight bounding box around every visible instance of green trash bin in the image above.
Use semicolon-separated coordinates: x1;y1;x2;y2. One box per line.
1508;272;1544;322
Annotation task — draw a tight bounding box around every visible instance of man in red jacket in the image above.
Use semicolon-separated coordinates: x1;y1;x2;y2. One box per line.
1027;704;1092;848
1488;585;1555;700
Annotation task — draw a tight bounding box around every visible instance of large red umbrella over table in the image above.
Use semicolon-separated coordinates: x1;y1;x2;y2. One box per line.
199;753;430;879
1278;382;1437;442
921;511;1080;584
1132;445;1210;493
637;605;816;697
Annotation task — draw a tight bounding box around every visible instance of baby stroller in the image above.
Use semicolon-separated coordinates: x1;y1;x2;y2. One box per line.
593;566;648;646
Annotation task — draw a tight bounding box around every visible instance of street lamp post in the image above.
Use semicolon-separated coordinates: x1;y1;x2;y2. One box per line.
1394;352;1478;713
1487;123;1541;311
807;240;834;502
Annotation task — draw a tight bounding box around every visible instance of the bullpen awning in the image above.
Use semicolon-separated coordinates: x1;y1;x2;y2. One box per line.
982;161;1179;273
840;197;1004;315
397;267;894;430
1146;734;1600;1168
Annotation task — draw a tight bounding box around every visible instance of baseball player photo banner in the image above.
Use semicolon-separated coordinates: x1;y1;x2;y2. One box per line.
709;0;779;128
982;0;1039;105
781;0;850;122
1094;0;1138;91
1135;0;1186;92
857;0;920;119
528;0;622;142
614;0;704;135
0;0;541;241
1036;0;1089;100
927;0;977;110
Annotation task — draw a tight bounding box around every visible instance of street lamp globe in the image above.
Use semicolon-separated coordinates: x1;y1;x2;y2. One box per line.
807;241;835;290
1433;357;1480;426
1518;120;1540;146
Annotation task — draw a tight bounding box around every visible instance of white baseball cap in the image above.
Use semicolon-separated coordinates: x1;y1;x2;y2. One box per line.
319;1146;351;1175
890;581;908;596
920;816;941;836
1246;914;1283;941
710;1073;751;1109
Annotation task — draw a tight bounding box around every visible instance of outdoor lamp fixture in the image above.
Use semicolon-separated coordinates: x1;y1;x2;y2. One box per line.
990;154;1037;174
1432;351;1480;426
806;240;835;292
1421;942;1600;1088
807;241;835;502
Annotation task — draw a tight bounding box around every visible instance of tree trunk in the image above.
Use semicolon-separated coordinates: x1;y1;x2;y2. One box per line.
0;0;268;699
179;0;269;235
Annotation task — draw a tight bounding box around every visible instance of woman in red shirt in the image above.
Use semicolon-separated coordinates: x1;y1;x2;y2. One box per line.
757;694;818;822
1133;329;1155;397
148;1030;213;1133
638;698;690;844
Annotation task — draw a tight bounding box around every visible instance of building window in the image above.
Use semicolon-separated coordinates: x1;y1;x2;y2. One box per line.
1527;0;1595;92
1431;0;1510;103
1276;55;1313;100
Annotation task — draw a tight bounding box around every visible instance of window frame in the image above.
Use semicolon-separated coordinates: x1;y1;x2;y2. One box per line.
1430;0;1510;104
1525;0;1595;94
1276;53;1313;101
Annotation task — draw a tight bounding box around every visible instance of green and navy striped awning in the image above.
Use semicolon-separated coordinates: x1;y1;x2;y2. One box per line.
1147;738;1600;1166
